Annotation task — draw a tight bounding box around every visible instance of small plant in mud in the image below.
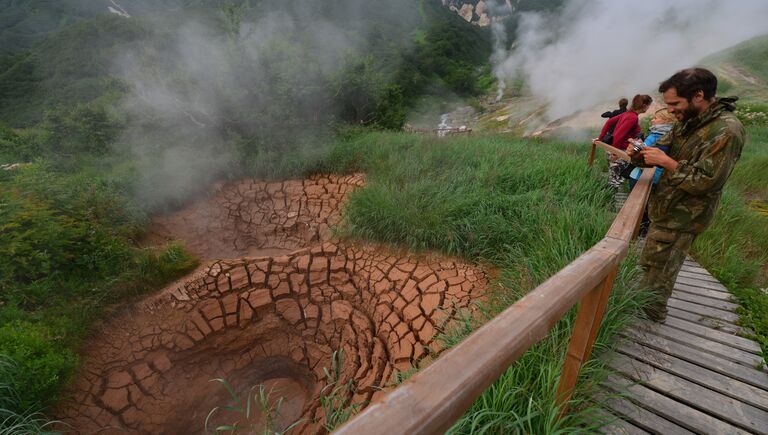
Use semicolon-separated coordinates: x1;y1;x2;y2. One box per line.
204;379;303;435
318;350;363;432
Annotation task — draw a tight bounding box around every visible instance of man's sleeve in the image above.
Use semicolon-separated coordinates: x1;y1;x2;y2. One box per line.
664;129;744;195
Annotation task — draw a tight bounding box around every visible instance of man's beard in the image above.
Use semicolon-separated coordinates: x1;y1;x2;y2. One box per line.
680;105;700;122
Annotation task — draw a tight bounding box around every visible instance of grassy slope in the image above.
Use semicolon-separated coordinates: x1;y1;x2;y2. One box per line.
703;34;768;107
321;131;649;432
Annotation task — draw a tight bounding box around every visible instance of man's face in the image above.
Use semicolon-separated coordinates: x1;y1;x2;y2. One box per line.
663;88;704;122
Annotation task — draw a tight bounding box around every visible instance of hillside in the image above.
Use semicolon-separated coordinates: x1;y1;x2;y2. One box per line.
0;0;492;128
473;33;768;136
703;34;768;106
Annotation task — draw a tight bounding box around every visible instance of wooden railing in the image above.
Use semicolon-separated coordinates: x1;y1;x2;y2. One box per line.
334;161;655;435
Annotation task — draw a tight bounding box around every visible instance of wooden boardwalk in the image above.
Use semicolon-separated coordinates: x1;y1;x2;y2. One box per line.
596;257;768;434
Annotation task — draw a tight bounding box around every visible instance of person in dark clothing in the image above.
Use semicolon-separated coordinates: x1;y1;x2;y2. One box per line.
627;68;745;322
601;97;629;118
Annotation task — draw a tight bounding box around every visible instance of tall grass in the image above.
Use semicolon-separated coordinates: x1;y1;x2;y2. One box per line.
320;131;649;431
0;355;60;435
728;125;768;201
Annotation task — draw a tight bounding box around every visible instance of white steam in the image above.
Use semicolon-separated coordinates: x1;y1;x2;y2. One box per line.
496;0;768;119
112;2;417;209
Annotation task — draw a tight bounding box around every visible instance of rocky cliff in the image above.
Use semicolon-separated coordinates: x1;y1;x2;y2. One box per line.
441;0;514;26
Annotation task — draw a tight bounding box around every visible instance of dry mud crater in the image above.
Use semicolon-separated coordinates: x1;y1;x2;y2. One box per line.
58;174;488;434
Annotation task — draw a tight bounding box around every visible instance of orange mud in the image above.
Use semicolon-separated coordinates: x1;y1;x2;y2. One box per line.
148;174;364;259
57;174;487;434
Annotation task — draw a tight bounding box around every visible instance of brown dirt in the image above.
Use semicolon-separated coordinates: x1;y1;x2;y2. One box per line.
147;174;365;259
57;174;488;434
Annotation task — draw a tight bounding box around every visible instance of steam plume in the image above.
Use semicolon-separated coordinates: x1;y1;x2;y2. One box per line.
108;1;417;209
496;0;768;119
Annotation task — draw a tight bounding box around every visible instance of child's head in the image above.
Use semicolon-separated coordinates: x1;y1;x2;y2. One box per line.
652;109;677;125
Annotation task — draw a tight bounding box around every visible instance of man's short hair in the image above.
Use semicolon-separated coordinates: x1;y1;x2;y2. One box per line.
618;98;628;108
659;68;717;100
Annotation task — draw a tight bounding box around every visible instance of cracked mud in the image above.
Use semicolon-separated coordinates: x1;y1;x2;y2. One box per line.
57;174;487;434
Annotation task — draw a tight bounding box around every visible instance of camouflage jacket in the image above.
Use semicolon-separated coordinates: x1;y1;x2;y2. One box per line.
632;97;745;234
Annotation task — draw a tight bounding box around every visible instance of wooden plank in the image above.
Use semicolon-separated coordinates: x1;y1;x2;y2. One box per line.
667;298;741;324
677;270;722;283
592;408;652;435
676;276;729;292
617;341;768;411
596;393;694;434
606;354;768;433
594;140;631;161
666;307;752;336
674;283;734;301
623;328;768;390
671;291;740;312
663;316;762;354
603;374;751;435
637;322;764;368
680;264;711;275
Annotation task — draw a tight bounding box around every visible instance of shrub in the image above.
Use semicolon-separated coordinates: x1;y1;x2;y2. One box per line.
0;322;78;412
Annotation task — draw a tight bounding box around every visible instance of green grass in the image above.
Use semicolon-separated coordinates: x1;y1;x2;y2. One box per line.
690;124;768;361
728;124;768;201
0;354;60;434
319;131;649;431
204;379;304;435
444;248;650;434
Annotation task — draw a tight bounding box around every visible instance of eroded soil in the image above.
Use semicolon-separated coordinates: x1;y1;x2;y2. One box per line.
57;174;487;434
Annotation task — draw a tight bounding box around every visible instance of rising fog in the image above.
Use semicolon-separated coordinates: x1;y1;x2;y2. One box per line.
108;0;418;209
494;0;768;119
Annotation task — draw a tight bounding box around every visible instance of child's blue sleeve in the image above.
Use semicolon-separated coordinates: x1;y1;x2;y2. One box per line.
644;134;659;147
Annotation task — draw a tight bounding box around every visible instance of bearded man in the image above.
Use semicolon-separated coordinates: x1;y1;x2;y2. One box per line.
627;67;745;321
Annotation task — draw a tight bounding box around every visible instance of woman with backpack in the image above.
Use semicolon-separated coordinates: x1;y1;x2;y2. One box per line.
597;94;653;189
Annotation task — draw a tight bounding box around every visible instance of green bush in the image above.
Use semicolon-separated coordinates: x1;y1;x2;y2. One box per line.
0;160;197;415
42;102;124;157
0;322;78;412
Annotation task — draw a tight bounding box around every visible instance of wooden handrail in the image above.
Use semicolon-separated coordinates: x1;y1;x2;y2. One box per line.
334;164;656;435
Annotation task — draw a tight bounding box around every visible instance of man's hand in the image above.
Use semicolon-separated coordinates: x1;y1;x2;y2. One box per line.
626;138;642;157
640;147;679;171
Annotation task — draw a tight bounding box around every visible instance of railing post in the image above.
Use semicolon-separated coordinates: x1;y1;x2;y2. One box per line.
554;265;619;415
588;143;596;167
